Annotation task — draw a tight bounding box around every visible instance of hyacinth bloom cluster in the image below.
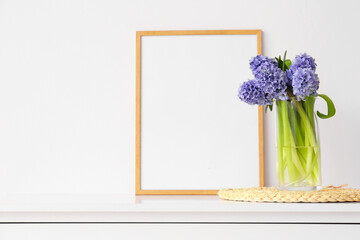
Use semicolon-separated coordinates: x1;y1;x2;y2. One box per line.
292;68;319;100
288;54;319;100
238;55;288;105
237;80;272;105
238;53;320;105
287;53;317;80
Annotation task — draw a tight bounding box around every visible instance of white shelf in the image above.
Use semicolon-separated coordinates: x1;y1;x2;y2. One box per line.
0;194;359;223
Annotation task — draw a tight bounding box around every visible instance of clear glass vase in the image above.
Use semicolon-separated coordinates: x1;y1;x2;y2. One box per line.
275;96;321;191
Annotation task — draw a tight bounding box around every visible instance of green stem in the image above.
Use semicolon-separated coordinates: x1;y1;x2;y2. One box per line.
294;101;318;155
279;101;306;181
276;101;285;185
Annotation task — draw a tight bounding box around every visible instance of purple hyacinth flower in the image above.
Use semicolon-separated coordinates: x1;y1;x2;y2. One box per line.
249;55;277;76
292;68;319;100
288;53;317;82
238;79;272;105
254;60;289;101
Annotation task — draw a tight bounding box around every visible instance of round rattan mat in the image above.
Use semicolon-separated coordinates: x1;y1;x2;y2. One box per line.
218;186;360;203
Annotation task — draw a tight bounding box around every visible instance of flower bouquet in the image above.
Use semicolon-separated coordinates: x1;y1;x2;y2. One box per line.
238;51;335;190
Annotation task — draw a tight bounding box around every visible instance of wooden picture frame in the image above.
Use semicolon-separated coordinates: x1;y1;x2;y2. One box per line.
136;30;264;195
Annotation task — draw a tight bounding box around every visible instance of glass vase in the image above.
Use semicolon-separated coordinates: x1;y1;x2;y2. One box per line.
275;96;321;190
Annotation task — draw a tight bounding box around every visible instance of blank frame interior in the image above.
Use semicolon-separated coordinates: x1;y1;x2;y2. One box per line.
136;30;263;195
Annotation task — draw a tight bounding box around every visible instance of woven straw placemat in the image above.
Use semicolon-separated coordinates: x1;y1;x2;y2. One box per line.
218;186;360;203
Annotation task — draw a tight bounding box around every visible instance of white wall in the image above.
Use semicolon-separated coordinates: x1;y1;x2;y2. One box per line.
0;0;359;194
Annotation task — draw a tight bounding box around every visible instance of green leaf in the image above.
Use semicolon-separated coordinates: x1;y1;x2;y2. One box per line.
316;94;336;119
285;59;292;69
283;50;287;70
265;104;273;113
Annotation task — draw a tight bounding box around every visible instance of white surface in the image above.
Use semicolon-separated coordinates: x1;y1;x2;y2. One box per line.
0;195;360;223
141;34;259;190
0;0;359;195
1;224;359;240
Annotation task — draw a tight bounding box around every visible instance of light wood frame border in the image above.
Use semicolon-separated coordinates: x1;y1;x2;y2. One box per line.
136;30;264;195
